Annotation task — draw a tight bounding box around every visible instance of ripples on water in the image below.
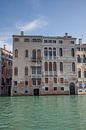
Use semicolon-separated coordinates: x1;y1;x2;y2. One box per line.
0;96;86;130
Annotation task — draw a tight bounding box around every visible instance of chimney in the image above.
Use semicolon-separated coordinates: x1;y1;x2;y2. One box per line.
79;39;82;45
21;31;24;36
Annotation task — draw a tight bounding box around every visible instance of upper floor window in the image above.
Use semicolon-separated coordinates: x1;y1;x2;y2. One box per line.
53;48;56;57
78;70;81;78
25;50;28;57
72;62;75;72
15;49;18;58
59;40;63;44
49;62;52;71
14;67;18;76
60;62;63;72
53;62;57;71
37;67;41;74
45;78;48;83
24;38;29;42
37;49;41;59
71;41;74;44
32;67;36;74
14;38;19;42
25;66;28;76
59;48;63;56
60;78;64;83
77;55;81;63
84;71;86;78
71;48;75;57
45;62;48;71
54;78;57;83
44;47;48;57
49;47;52;58
83;55;86;63
32;49;36;59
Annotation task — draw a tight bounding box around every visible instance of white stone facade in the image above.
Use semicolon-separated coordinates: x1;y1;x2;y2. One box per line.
11;32;77;96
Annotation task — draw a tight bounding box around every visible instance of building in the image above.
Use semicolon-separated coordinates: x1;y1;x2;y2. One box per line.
76;41;86;94
11;32;77;96
0;46;13;96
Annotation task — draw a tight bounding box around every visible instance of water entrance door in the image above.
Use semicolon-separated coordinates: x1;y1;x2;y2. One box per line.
34;89;39;96
70;83;75;95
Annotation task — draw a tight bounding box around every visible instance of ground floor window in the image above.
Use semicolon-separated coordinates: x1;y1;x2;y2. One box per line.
61;87;64;91
14;81;17;86
45;87;48;91
54;87;57;91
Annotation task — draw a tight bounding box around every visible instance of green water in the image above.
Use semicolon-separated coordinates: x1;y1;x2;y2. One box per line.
0;96;86;130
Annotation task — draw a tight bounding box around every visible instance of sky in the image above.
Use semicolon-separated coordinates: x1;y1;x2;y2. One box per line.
0;0;86;51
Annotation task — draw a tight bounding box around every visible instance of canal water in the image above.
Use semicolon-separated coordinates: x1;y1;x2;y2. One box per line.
0;96;86;130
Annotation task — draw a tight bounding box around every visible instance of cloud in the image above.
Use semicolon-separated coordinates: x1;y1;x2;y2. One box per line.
17;18;48;32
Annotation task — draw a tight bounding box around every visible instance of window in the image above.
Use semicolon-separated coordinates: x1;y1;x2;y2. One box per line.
53;48;56;57
78;70;81;78
32;67;36;74
14;38;19;42
71;41;74;44
14;90;17;93
32;78;36;85
60;62;63;72
32;49;36;59
45;62;48;71
45;87;48;91
59;40;63;44
53;40;56;43
83;55;86;63
25;50;28;57
45;78;48;83
54;87;57;91
54;78;57;83
60;78;64;83
25;90;28;93
72;62;75;72
44;47;48;57
37;49;41;59
44;40;47;43
49;62;52;71
59;48;63;56
24;38;29;42
71;48;75;57
37;67;41;74
14;81;17;86
53;62;57;71
61;87;64;91
14;67;18;76
84;71;86;78
77;55;81;63
15;49;18;57
49;47;52;58
25;66;28;76
37;79;41;85
25;81;28;86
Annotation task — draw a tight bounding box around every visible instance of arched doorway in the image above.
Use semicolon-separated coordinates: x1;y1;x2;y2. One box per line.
70;83;75;95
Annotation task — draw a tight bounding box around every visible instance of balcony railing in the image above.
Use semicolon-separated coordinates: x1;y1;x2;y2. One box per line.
31;57;42;62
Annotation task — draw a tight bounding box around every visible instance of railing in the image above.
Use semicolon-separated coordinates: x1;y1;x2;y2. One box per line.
31;57;42;62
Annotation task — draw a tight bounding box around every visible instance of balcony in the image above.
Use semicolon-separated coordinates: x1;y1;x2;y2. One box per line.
31;57;42;62
31;74;42;78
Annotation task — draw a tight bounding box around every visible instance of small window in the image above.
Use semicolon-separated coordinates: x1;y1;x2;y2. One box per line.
14;81;17;86
71;48;75;57
84;71;86;78
45;78;48;83
79;90;82;92
14;38;19;42
59;48;63;56
25;81;28;86
25;50;28;57
24;38;29;42
61;87;64;91
71;41;74;44
54;87;57;91
25;66;28;76
45;87;48;91
15;49;18;58
59;40;63;44
14;90;17;93
14;67;18;76
60;62;63;72
72;62;75;72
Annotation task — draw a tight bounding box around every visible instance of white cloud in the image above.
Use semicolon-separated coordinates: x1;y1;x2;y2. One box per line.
17;18;48;32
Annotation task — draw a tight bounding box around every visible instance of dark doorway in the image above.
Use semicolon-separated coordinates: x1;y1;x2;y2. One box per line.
70;83;75;95
34;89;39;96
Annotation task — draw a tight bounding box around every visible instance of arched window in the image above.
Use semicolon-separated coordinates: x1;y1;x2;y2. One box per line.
53;62;57;71
15;49;18;57
72;62;75;72
49;62;52;71
60;62;63;72
53;48;56;57
49;48;52;59
78;69;81;78
25;66;28;76
83;55;86;63
37;49;41;59
59;48;63;56
71;48;75;57
84;71;86;78
45;62;48;71
44;47;48;57
14;67;18;76
32;49;36;59
25;50;28;57
77;55;81;63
